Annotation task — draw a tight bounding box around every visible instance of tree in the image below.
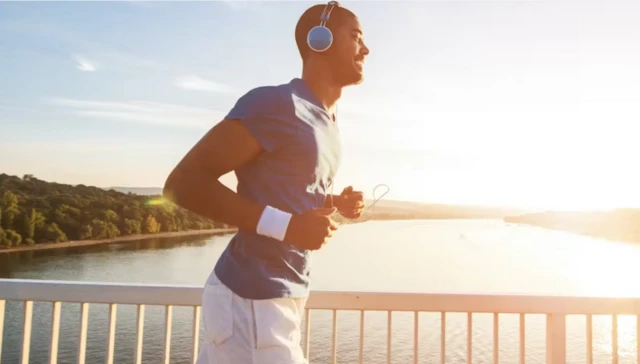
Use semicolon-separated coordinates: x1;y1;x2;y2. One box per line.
45;223;67;243
90;219;120;239
78;224;93;240
122;218;141;235
142;215;161;234
122;204;143;221
5;229;22;246
2;190;19;230
102;209;119;223
21;209;45;246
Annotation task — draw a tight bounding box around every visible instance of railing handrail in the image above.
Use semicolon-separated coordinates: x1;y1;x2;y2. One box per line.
3;279;640;364
2;278;640;315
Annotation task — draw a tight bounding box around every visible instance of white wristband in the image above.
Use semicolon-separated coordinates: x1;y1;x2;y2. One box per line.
256;205;292;241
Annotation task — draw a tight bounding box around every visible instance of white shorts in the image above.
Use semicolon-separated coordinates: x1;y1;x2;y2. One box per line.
196;273;309;364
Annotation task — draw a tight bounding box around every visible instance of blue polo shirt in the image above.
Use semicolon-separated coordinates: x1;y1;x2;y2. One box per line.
211;78;342;300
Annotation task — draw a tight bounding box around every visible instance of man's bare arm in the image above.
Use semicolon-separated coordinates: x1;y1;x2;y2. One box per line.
324;194;340;208
163;118;266;232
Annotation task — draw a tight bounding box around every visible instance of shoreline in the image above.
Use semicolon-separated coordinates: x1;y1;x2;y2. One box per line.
0;228;238;254
1;216;511;254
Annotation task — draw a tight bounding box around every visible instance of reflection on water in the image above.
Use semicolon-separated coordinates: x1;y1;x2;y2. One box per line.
0;234;212;279
1;220;640;364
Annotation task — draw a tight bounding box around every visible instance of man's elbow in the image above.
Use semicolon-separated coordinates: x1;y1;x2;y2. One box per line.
162;167;211;208
162;171;183;205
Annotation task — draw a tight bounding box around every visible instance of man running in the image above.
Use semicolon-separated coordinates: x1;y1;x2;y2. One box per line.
163;1;369;363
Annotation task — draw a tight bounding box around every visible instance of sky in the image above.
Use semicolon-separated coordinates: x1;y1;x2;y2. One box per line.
1;0;639;211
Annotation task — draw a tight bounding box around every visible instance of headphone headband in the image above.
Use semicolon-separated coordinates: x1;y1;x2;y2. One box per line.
319;1;340;26
307;1;341;53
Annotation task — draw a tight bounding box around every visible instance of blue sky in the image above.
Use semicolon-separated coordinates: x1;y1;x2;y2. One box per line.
1;0;639;210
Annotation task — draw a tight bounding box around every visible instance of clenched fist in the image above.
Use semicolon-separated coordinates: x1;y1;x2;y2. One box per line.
335;186;365;219
285;207;338;251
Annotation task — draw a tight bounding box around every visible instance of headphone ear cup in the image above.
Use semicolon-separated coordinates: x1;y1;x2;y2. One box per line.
307;25;333;52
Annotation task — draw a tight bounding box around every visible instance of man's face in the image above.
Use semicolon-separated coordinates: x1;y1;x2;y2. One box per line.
327;15;370;87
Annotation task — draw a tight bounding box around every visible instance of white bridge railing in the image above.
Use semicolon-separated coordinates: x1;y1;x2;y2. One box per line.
1;279;640;364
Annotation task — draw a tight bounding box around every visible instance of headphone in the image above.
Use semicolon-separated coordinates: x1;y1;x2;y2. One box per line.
307;1;341;53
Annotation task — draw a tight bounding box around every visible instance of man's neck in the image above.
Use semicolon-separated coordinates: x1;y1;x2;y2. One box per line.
301;67;342;115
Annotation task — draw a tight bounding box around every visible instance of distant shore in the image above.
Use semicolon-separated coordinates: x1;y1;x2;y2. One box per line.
0;228;237;254
504;209;640;244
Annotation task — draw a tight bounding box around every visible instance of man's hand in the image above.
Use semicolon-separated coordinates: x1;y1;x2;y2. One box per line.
285;207;338;251
334;186;365;219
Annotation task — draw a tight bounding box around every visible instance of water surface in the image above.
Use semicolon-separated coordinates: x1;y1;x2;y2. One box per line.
2;219;640;363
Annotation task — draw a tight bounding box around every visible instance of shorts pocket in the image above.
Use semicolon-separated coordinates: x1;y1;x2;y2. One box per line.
252;298;301;351
201;281;234;347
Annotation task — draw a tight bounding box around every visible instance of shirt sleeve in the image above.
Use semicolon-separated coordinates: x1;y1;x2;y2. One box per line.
225;87;287;153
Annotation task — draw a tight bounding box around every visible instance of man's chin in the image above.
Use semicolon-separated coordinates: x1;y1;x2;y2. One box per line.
343;72;364;87
350;77;364;86
332;67;364;87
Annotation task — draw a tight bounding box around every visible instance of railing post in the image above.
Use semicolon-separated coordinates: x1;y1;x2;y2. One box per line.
546;314;566;364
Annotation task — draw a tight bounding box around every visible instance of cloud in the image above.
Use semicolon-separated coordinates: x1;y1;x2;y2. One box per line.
48;97;225;129
174;75;235;94
73;54;98;72
2;19;237;91
1;19;162;73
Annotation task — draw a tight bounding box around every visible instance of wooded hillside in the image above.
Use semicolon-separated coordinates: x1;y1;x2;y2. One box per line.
0;174;226;249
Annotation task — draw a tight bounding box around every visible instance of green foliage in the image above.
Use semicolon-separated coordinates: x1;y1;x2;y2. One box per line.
3;229;22;247
90;219;119;239
142;215;161;234
122;218;141;235
78;224;93;240
0;173;227;249
45;223;67;243
2;190;20;230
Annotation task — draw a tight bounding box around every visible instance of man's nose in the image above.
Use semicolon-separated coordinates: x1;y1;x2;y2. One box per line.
361;43;370;56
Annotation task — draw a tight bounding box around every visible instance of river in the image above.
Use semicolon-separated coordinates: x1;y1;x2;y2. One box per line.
2;219;640;363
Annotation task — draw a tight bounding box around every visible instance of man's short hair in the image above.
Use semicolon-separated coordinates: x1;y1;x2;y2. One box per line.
294;2;357;61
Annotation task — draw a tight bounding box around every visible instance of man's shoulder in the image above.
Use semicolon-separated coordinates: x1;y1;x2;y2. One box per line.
235;81;294;112
224;80;299;139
